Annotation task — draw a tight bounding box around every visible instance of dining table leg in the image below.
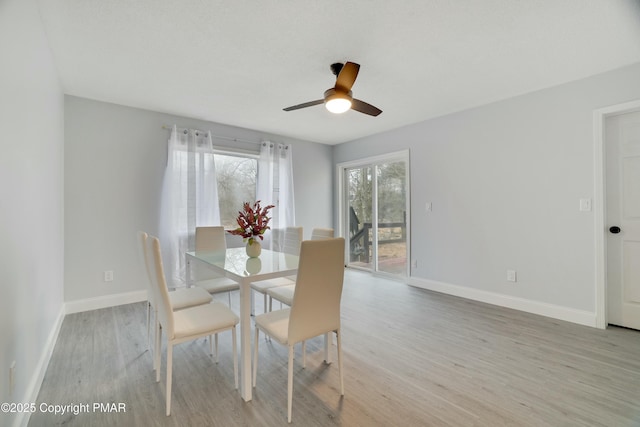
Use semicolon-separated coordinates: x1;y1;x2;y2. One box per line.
185;256;192;287
239;279;253;401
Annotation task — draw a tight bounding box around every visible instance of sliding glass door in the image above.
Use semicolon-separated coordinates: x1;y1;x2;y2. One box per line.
342;151;409;278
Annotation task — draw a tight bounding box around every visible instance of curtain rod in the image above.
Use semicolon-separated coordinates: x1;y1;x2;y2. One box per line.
161;125;260;146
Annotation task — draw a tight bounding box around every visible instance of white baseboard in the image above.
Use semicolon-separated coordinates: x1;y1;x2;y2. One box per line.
408;277;597;327
15;306;65;427
65;290;147;314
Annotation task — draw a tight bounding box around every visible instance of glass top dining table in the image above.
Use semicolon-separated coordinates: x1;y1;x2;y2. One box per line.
185;247;299;401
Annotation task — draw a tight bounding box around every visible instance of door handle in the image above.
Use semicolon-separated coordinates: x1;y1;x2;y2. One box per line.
609;226;621;234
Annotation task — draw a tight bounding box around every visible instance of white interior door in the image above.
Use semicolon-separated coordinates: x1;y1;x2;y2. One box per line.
606;110;640;329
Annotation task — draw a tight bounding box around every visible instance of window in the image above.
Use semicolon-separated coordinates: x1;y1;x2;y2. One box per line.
214;151;258;229
161;127;261;286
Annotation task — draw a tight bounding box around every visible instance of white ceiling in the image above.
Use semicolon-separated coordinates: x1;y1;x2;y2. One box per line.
37;0;640;145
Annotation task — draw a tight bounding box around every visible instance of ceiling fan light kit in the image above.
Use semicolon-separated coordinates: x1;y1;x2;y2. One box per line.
324;88;353;114
283;61;382;117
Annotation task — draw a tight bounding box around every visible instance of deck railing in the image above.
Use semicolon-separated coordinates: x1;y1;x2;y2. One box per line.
349;212;406;263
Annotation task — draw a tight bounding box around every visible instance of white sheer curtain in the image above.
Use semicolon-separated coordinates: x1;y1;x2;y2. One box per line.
160;125;221;287
257;141;295;251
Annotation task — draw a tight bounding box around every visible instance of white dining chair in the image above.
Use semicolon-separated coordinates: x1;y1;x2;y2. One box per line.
193;226;240;306
146;234;239;416
193;226;241;359
267;228;334;309
250;226;302;314
310;227;335;240
138;231;213;368
253;237;345;423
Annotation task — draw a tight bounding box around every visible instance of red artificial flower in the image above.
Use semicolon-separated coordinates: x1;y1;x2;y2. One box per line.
227;201;275;242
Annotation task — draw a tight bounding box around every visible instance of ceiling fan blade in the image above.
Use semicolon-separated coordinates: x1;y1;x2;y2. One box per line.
335;62;360;92
283;99;324;111
352;99;382;116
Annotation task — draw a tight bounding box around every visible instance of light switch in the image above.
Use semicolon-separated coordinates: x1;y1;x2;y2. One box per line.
579;198;592;212
425;202;432;212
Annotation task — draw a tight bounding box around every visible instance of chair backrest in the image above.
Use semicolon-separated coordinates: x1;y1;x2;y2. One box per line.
284;226;303;254
311;228;334;240
195;226;227;251
146;235;175;339
137;231;155;306
193;226;227;280
288;238;345;344
272;226;303;255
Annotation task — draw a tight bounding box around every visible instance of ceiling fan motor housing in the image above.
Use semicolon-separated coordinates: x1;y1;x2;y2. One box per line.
324;88;353;103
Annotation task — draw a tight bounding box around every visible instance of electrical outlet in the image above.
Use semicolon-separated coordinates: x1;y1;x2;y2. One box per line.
104;270;114;282
579;198;592;212
411;259;418;268
9;360;15;396
507;270;517;282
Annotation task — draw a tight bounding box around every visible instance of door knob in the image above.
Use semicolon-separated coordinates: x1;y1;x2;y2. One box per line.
609;226;621;234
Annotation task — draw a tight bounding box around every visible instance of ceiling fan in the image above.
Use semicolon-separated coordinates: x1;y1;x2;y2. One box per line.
283;61;382;116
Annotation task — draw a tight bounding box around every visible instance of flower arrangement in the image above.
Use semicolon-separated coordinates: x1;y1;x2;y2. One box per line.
227;201;275;245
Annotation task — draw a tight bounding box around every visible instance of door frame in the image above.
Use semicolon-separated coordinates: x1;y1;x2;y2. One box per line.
336;149;411;279
594;99;640;329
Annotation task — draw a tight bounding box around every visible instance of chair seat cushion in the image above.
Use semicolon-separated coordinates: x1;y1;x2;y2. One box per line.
255;308;291;345
173;302;239;340
168;287;212;311
267;284;295;306
251;277;295;292
196;277;239;294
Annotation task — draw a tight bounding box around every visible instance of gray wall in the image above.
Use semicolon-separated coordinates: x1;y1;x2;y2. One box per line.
0;0;65;424
334;61;640;315
64;96;333;303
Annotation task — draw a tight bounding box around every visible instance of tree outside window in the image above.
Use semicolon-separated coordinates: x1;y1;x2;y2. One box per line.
214;152;258;229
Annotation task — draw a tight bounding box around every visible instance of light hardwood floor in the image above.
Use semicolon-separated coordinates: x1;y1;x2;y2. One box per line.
29;270;640;426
